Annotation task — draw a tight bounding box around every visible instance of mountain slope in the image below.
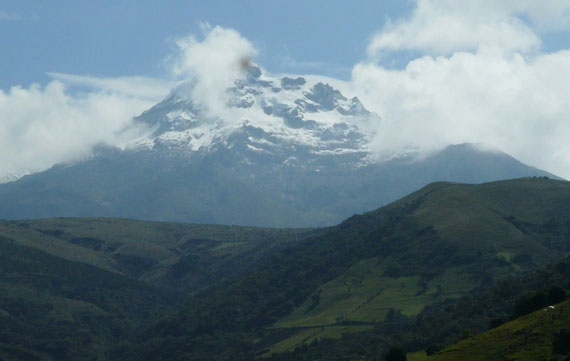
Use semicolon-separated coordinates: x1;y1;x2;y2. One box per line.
0;66;559;227
0;236;174;361
126;177;569;360
270;256;570;361
258;177;570;353
0;219;318;360
0;144;558;227
426;299;570;361
0;218;317;292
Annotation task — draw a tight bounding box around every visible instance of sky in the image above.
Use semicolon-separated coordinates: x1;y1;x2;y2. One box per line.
1;0;570;180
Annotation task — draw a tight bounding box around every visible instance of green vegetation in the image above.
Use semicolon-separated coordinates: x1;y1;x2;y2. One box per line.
430;299;570;361
0;236;174;361
0;177;568;360
0;217;318;291
255;177;570;352
260;325;374;357
124;178;569;359
515;286;567;317
0;218;318;361
385;345;408;361
269;255;570;361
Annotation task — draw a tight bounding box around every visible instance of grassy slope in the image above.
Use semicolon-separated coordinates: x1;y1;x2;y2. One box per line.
261;178;570;354
0;218;318;291
267;256;570;361
0;219;319;361
0;178;568;360
0;237;174;361
421;299;570;361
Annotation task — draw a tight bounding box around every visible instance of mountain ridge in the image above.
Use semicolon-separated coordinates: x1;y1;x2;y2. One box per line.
127;177;569;359
0;144;558;227
0;66;561;226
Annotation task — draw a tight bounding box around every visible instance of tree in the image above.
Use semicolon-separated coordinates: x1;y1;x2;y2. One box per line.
548;286;567;305
425;343;444;356
553;328;570;355
384;345;407;361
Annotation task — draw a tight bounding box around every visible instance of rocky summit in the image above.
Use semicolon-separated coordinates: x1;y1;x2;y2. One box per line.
133;66;378;169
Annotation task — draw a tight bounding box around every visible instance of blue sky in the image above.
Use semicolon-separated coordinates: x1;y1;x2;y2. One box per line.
1;0;570;180
0;0;412;89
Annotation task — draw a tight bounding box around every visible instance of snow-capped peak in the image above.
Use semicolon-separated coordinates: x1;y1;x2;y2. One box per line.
133;66;379;160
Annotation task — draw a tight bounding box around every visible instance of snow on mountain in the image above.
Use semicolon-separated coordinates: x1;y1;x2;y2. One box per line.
133;66;379;166
0;170;29;184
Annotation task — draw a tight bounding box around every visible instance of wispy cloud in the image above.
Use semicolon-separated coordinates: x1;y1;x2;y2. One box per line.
277;55;351;77
0;10;22;21
47;73;172;102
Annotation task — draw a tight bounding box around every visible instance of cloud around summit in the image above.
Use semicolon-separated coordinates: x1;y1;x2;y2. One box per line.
0;24;258;181
1;1;570;180
165;23;258;121
0;80;154;180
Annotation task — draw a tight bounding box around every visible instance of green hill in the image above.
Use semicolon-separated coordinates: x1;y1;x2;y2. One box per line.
0;177;568;360
0;219;318;360
0;236;174;361
0;218;318;292
269;255;570;361
128;177;569;360
259;177;570;354
424;299;570;361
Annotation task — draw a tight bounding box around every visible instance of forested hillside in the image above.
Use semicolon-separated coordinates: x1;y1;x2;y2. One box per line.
0;178;568;360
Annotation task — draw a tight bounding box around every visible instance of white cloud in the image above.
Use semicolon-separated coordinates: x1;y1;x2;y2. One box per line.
277;55;351;77
367;0;570;58
0;24;258;183
47;73;172;102
501;0;570;32
166;23;257;121
0;80;155;182
352;0;570;179
3;6;570;182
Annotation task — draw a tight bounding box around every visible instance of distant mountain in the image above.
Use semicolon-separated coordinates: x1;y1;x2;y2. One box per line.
0;66;559;227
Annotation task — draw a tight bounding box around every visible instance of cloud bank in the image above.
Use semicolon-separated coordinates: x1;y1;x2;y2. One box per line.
47;73;172;102
367;0;570;57
354;0;570;179
0;24;255;182
0;80;156;182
